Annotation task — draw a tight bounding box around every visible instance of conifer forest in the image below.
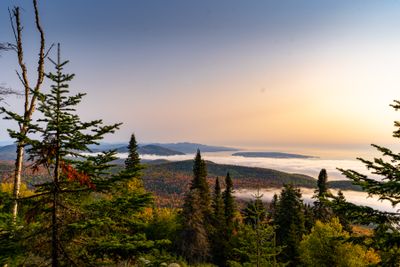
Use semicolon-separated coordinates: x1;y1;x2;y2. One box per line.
1;1;400;266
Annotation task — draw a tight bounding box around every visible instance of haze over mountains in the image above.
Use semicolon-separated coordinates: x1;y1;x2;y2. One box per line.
90;142;238;155
232;152;316;159
0;142;238;160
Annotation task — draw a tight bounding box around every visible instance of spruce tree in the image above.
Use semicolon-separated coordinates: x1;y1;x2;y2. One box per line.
223;172;235;228
25;44;121;266
313;169;332;222
232;190;282;267
179;150;211;263
316;168;328;197
124;133;142;173
273;184;306;266
243;189;266;227
212;177;224;224
338;100;400;263
191;149;210;212
121;132;144;191
211;177;227;266
180;188;210;263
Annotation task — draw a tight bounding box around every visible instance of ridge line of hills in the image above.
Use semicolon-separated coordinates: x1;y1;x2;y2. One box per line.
0;142;238;160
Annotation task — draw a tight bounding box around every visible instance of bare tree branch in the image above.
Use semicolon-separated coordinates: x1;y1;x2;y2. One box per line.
0;84;21;104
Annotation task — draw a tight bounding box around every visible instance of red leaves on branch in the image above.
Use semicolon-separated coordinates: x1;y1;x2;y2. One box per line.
61;162;95;189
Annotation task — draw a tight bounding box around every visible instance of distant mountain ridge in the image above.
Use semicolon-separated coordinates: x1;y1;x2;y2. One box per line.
0;141;237;159
149;142;238;154
89;142;237;154
0;144;21;161
232;152;316;159
118;144;185;156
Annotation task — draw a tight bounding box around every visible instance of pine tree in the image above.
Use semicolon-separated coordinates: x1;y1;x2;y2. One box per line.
243;189;266;227
179;150;211;263
232;190;282;267
212;177;224;224
191;149;210;212
211;177;227;266
223;172;235;228
121;133;145;191
313;169;332;222
124;133;142;173
180;189;210;263
329;190;352;232
316;168;328;197
25;44;121;267
273;184;306;266
338;100;400;263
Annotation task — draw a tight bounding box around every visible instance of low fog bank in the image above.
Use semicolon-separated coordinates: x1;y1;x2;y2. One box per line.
116;152;371;181
234;188;397;213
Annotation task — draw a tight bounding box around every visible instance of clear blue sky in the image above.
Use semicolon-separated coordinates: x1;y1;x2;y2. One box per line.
1;1;400;149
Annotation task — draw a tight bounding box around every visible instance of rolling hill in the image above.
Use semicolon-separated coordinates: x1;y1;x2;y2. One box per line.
141;160;358;206
118;144;185;156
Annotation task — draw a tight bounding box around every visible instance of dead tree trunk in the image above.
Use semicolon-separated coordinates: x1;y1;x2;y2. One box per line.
7;0;46;221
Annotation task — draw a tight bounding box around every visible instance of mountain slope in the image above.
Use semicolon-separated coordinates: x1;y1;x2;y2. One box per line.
142;160;317;200
118;144;185;156
0;144;19;160
150;142;238;154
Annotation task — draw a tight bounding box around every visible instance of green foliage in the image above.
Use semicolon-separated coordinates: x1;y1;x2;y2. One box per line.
242;193;266;227
180;188;210;263
232;190;283;267
19;44;121;266
125;133;143;174
316;169;328;197
312;169;333;222
338;100;400;262
230;223;283;267
210;177;226;266
273;184;305;265
146;208;181;245
299;218;380;267
191;150;211;211
223;172;235;229
179;150;211;263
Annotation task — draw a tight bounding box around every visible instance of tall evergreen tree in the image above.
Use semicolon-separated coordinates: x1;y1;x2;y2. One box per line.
25;44;121;267
210;177;226;266
191;149;210;212
316;168;328;197
179;150;211;263
232;190;282;267
180;188;209;263
124;133;142;173
273;184;306;266
212;177;224;224
243;189;266;227
313;169;332;222
223;172;235;228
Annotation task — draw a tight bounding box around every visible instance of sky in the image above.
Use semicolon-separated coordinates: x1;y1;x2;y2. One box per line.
1;0;400;153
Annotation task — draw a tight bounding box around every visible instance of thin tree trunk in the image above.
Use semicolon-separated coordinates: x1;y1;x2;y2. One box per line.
8;0;46;221
12;142;24;220
52;43;61;267
52;185;59;267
